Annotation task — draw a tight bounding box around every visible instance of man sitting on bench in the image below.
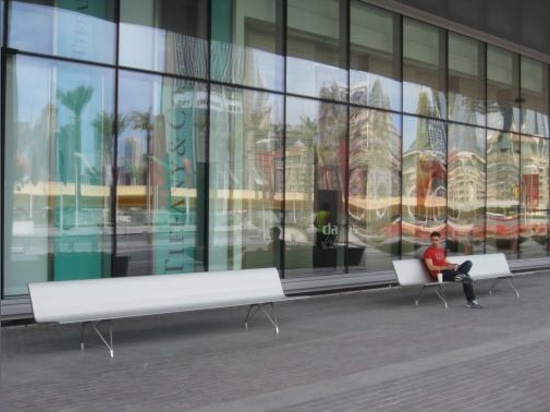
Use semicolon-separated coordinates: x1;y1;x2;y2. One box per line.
423;231;483;309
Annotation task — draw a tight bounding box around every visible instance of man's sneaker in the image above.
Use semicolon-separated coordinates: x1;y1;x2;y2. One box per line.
466;300;483;309
454;274;469;282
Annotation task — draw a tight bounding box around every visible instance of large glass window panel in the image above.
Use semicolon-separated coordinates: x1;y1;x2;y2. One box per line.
520;136;549;258
402;115;447;255
447;124;486;255
9;0;115;64
4;55;114;296
209;86;283;271
211;0;284;91
350;2;401;112
284;97;347;277
487;46;520;132
486;130;520;258
403;19;446;119
120;0;208;78
287;0;348;101
118;71;207;276
448;33;486;127
521;57;549;137
349;108;401;272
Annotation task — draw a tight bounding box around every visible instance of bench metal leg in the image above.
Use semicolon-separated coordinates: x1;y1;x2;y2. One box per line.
489;276;519;297
81;320;114;358
415;285;448;308
245;303;279;334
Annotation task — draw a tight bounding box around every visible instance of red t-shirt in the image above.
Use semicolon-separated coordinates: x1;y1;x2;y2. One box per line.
423;246;447;278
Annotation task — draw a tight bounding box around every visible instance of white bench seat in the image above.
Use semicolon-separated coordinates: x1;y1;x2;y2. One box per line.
28;268;286;357
392;253;518;308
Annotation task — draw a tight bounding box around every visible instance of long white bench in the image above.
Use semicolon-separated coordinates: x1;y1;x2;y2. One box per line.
28;268;286;357
392;253;517;308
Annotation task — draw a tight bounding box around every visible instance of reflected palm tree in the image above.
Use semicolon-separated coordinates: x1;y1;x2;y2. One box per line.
58;85;93;227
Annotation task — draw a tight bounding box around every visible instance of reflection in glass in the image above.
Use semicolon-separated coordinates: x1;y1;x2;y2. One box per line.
118;72;207;276
4;55;114;296
402;115;447;255
287;0;347;100
448;33;485;127
9;0;115;64
403;19;446;118
285;97;347;277
447;124;486;255
211;0;283;91
520;136;549;258
521;57;549;137
350;2;401;112
209;86;283;271
487;46;519;132
486;130;520;258
349;108;401;272
120;0;208;78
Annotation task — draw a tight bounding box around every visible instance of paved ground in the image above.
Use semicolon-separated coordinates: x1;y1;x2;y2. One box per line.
2;272;550;412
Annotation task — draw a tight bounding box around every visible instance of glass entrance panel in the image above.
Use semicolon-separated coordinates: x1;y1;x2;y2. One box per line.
117;71;207;276
402;115;447;255
9;0;115;64
447;124;486;255
4;55;114;295
209;86;283;271
349;108;401;272
284;97;347;277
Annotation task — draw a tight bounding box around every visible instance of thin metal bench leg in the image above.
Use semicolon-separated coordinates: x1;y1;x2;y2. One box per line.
415;286;427;306
244;304;261;329
507;277;520;297
433;284;448;309
81;320;114;358
244;303;279;334
489;276;519;297
260;303;280;334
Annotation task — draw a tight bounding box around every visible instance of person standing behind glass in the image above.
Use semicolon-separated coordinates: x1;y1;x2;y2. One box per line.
314;203;332;247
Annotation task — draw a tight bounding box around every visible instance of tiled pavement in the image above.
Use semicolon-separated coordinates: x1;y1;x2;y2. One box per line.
2;272;550;412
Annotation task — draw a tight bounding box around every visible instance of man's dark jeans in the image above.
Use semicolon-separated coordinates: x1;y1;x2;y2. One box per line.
441;260;475;301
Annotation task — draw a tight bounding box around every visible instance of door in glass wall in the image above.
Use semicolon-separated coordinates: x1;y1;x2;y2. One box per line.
519;136;549;258
349;108;401;272
403;18;446;119
350;2;401;112
284;97;347;277
447;124;486;256
287;0;348;100
211;0;284;91
118;71;207;276
9;0;115;64
402;115;447;255
209;86;283;271
4;55;114;295
119;0;208;78
448;33;486;127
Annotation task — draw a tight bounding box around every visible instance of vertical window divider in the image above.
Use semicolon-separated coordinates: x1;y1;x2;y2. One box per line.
280;0;287;278
204;0;212;272
0;0;8;297
111;0;121;277
344;0;350;273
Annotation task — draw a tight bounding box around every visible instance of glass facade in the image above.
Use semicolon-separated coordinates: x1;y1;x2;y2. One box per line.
1;0;550;301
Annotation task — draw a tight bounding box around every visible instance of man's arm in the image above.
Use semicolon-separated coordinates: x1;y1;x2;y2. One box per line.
425;257;457;272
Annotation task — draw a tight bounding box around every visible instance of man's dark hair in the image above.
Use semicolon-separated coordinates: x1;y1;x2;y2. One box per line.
430;231;441;238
